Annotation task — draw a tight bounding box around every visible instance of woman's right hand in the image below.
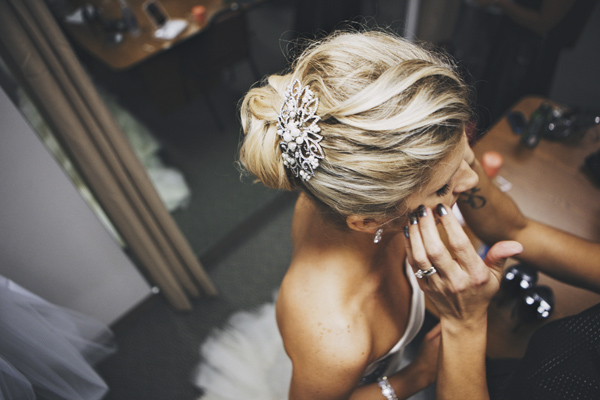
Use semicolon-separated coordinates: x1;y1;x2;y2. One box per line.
404;204;523;400
404;204;523;327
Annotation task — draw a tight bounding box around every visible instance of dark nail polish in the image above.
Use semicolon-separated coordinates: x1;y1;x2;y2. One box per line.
403;226;410;238
409;213;418;225
437;204;447;216
417;205;427;218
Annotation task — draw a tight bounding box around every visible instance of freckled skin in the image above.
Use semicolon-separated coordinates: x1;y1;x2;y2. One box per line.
276;136;480;399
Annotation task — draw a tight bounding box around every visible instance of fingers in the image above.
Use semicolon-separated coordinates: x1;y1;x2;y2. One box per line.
484;241;524;272
406;203;500;286
404;209;430;275
425;322;442;340
406;206;451;271
416;206;456;272
406;205;467;280
435;203;485;274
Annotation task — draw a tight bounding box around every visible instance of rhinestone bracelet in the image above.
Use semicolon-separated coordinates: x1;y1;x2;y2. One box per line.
378;376;399;400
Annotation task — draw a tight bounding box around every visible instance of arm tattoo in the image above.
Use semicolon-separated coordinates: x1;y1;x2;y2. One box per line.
459;187;487;209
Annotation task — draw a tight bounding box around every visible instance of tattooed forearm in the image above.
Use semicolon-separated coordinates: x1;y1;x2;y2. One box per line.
459;187;487;209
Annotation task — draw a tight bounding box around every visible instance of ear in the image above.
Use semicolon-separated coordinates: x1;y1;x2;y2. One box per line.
346;215;382;233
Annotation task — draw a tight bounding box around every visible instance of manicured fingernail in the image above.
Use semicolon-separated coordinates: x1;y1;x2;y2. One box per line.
437;204;447;216
403;226;410;238
417;205;427;218
409;213;418;225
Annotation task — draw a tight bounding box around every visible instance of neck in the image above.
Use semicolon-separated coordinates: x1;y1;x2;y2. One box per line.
293;194;408;273
370;232;407;271
332;225;408;275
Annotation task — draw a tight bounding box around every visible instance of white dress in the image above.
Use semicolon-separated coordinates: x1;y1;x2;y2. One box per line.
194;261;426;400
360;260;426;385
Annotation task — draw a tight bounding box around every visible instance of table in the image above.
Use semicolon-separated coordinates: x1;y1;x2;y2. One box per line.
472;96;600;358
63;0;262;112
64;0;239;70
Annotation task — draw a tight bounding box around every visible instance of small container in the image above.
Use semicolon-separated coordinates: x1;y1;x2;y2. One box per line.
192;5;206;24
482;150;503;178
120;0;140;36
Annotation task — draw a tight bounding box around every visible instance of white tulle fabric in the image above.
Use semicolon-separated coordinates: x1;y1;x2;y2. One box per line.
0;276;116;400
194;301;292;400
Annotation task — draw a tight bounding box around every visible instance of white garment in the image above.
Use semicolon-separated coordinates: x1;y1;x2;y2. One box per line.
0;276;115;400
194;261;426;399
195;301;291;400
360;260;426;383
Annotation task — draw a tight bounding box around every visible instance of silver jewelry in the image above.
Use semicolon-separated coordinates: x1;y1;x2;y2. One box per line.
277;79;324;181
378;376;398;400
415;266;438;279
373;228;383;244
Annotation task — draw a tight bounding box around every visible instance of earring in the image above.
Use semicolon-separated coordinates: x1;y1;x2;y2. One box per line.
373;228;383;244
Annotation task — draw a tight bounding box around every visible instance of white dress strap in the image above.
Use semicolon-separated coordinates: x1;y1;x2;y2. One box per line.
360;259;425;383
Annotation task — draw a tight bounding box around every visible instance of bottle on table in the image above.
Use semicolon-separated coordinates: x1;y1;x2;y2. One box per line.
119;0;140;36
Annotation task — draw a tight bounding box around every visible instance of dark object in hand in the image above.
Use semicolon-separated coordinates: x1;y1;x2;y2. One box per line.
515;285;554;323
501;264;539;296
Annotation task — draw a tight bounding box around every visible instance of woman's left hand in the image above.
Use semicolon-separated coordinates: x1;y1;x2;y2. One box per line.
405;204;523;326
409;323;441;387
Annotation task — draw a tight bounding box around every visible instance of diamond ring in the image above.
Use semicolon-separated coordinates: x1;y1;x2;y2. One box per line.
415;266;437;279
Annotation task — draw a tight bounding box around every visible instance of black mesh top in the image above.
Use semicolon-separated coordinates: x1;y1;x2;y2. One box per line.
497;302;600;400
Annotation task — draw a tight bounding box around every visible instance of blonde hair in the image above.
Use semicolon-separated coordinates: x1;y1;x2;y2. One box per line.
239;30;471;219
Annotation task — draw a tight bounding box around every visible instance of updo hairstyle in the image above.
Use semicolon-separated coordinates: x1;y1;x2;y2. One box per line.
239;30;471;220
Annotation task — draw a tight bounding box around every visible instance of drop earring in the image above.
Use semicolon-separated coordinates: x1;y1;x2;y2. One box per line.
373;228;383;244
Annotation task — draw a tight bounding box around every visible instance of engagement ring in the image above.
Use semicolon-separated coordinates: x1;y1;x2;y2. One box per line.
415;266;437;279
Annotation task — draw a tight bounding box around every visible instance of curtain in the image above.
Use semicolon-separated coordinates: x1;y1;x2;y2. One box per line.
0;0;217;311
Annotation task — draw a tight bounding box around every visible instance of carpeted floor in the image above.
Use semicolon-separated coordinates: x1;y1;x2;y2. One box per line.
97;192;297;400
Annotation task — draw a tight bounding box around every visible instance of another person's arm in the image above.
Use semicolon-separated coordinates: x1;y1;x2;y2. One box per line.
458;148;600;292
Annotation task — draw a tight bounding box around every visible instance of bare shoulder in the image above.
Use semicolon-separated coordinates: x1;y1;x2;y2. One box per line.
276;267;373;398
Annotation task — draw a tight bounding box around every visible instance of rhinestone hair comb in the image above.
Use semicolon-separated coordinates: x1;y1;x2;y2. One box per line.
276;80;324;181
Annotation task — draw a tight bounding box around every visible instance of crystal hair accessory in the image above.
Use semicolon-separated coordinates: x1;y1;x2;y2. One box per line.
277;79;324;181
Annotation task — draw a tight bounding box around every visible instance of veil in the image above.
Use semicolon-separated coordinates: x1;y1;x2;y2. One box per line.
0;275;116;400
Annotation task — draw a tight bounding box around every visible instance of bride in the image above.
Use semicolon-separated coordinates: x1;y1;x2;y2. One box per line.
199;29;600;400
